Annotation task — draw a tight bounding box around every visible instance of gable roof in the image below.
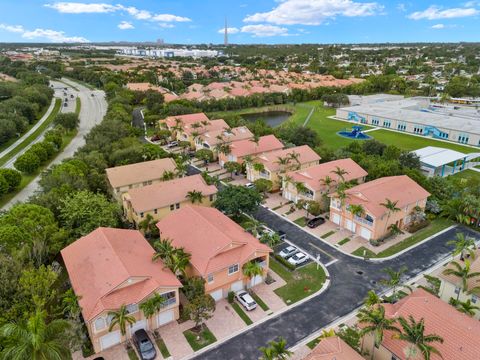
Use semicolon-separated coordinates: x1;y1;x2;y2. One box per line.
61;228;181;321
287;158;368;192
304;336;363;360
199;126;253;147
254;145;320;173
125;174;217;213
183;119;229;136
343;175;430;218
228;134;284;158
162;112;210;129
106;158;177;188
157;206;271;275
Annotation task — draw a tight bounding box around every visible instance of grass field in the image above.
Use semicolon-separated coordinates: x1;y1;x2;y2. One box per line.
451;169;480;182
184;325;217;351
231;302;253;325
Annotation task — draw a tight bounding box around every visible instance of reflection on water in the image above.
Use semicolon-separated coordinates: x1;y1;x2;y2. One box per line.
241;111;291;128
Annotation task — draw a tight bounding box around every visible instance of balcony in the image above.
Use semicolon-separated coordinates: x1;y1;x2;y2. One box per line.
160;297;177;308
354;215;374;227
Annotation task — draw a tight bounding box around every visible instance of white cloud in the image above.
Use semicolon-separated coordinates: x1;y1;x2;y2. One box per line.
431;23;445;29
152;14;191;22
397;3;407;12
118;21;134;30
45;2;116;13
240;24;289;37
244;0;383;25
408;6;479;20
217;27;240;34
0;24;25;33
22;28;88;42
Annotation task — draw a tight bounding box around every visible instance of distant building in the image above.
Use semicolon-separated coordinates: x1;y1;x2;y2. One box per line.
118;47;221;58
412;146;480;177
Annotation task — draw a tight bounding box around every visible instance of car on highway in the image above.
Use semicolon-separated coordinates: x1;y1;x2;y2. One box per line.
132;329;156;360
167;141;178;148
244;182;255;189
288;252;309;266
279;245;298;259
307;216;326;228
235;290;257;311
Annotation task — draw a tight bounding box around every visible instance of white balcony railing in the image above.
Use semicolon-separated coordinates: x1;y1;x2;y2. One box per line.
354;215;374;227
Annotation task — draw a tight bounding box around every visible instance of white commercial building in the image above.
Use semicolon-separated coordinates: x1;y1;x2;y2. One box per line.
118;48;222;58
412;146;480;177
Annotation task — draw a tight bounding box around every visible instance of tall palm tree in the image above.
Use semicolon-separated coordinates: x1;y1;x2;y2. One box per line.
275;156;291;174
186;190;204;204
250;134;260;151
336;188;348;208
380;198;401;236
244;218;264;237
331;166;349;182
140;293;165;320
364;290;381;308
295;181;308;196
0;309;71;360
287;151;301;170
152;238;175;263
139;214;158;239
259;337;292;360
357;305;399;359
319;328;336;338
449;298;480;316
319;175;334;192
447;233;477;261
108;304;136;336
253;162;265;173
161;170;175;181
163;248;191;276
349;204;365;218
442;260;480;300
62;288;82;320
381;267;412;302
175;160;188;178
394;315;444;360
243;261;264;286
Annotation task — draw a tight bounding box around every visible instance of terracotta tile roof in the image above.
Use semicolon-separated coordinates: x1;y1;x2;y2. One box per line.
106;158;176;188
254;145;320;173
162;113;210;128
304;336;363;360
287;158;368;192
157;206;271;275
343;176;430;218
61;228;181;321
229;135;284;158
199;126;253;147
439;249;480;289
380;288;480;360
183;119;229;136
126;174;217;213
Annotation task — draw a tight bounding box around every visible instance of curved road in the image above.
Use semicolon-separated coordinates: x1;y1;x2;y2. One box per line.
193;207;480;359
3;78;107;209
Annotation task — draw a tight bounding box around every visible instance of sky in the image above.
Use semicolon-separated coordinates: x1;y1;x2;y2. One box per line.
0;0;479;44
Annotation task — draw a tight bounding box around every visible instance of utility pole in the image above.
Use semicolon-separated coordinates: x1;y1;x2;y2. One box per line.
224;17;228;47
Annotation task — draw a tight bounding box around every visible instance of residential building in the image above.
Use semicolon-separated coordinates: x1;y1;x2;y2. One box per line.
246;145;321;191
362;288;480;360
159;112;210;138
439;250;480;319
282;158;367;203
329;175;430;241
122;174;217;226
218;134;284;167
195;126;253;158
177;118;229;148
106;158;177;200
61;228;181;353
303;336;363;360
157;205;271;301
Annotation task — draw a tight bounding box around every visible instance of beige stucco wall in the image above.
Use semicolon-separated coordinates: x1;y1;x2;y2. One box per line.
439;279;480;319
110;178;167;201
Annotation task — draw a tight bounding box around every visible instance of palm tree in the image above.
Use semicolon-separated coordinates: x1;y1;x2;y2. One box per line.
447;233;477;261
108;304;136;336
0;309;71;360
364;290;381;308
287;151;301;167
319;328;336;338
381;267;411;302
275;156;291;174
139;214;158;239
161;170;175;181
243;261;263;286
250;134;260;151
394;315;443;360
140;293;165;321
449;298;480;316
152;238;175;263
259;337;292;360
253;162;265;173
349;204;365;218
244;217;264;237
62;288;82;320
357;305;399;359
319;175;334;193
380;198;401;236
442;260;480;300
336;187;348;208
163;248;191;276
331;166;349;182
186;190;204;204
175;160;188;177
295;181;308;196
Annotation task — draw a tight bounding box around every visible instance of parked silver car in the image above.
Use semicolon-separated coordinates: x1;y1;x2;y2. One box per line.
235;290;257;311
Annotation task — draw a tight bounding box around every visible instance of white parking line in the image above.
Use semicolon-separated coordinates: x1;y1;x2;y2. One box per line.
325;259;339;267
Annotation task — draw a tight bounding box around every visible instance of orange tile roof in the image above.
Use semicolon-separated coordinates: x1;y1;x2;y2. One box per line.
183;119;229;136
254;145;320;173
229;135;284;158
304;336;363;360
106;158;176;188
61;228;181;321
287;158;368;192
157;206;271;275
380;288;480;360
163;112;210;128
343;176;430;218
199;126;253;147
439;249;480;289
126;174;217;213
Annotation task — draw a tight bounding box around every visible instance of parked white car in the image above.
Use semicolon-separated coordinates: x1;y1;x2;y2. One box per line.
244;182;255;189
279;245;298;259
287;252;309;266
235;290;257;311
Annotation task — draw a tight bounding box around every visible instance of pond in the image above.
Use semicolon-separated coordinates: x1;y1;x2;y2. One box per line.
241;111;292;128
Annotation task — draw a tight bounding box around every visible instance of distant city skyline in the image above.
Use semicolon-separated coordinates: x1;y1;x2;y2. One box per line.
0;0;479;44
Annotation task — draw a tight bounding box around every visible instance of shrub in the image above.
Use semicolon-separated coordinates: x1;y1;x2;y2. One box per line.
29;143;48;163
406;219;430;233
0;168;22;191
54;112;79;130
274;254;295;271
14;152;40;173
227;291;234;304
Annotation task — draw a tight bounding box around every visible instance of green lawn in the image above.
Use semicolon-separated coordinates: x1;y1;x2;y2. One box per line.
250;292;270;311
155;338;171;358
338;237;351;246
231;302;253;325
451;169;480;182
127;348;139;360
306;337;322;349
183;325;217;351
321;230;335;238
270;259;326;305
293;216;307;227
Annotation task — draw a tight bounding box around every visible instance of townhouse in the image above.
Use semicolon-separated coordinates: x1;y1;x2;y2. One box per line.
159;112;210;139
61;228;182;353
282;158;367;203
329;175;430;241
246;145;321;191
157;205;271;301
195;126;253;158
304;336;363;360
178;118;229;149
106;158;177;200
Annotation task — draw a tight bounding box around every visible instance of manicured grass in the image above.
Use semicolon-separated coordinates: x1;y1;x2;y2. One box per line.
231;302;253;325
127;348;139;360
155;337;171;358
321;230;335;238
294;216;307;227
338;237;351;246
451;169;480;182
75;97;81;115
250;292;270;311
352;246;378;258
306;337;322;349
270;258;326;305
183;325;217;351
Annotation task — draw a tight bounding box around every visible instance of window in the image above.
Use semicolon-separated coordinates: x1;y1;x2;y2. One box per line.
372;118;380;126
143;181;148;186
207;273;214;283
454;287;460;295
147;180;152;185
126;303;138;314
160;291;176;307
383;120;391;128
260;169;270;179
129;185;133;189
175;203;180;209
140;212;144;218
154;209;157;214
94;317;106;332
472;295;478;304
228;264;239;275
209;194;214;202
170;204;174;211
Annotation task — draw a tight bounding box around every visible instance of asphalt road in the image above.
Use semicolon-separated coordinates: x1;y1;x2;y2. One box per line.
194;206;480;360
2;78;107;209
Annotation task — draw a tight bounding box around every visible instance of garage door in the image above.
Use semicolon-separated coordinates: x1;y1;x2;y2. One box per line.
360;227;372;240
156;310;174;327
210;289;223;301
345;219;356;232
250;274;263;288
230;280;244;292
130;319;147;334
100;331;121;351
332;213;341;225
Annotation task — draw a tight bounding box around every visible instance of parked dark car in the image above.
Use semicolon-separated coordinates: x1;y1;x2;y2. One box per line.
278;230;287;241
307;216;325;228
132;329;156;360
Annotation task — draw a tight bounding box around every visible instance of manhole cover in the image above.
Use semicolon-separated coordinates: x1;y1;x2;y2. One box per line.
356;270;364;275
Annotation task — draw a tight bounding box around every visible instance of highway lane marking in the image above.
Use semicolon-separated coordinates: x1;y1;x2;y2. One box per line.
308;242;337;261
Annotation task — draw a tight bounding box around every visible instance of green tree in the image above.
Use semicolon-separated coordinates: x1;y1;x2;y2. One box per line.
139;293;165;320
195;149;214;164
254;179;273;196
380;198;400;235
61;289;82;320
0;169;22;192
108;304;136;336
447;233;477;261
186;190;204;204
381;267;411;302
14;151;40;173
243;261;263;284
442;260;480;300
449;298;480;317
184;294;216;330
181;276;206;302
54;113;79;130
214;185;262;217
138;214;159;239
260;232;281;249
259;337;292;360
364;290;381;308
161;170;175;181
224;161;241;179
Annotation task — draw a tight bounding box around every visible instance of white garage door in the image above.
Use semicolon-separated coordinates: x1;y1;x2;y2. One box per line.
100;331;121;351
130;319;147;334
231;280;244;292
345;219;356;232
360;227;372;240
210;289;223;301
156;310;174;327
250;274;263;288
332;213;341;225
